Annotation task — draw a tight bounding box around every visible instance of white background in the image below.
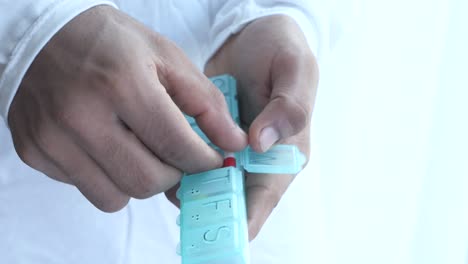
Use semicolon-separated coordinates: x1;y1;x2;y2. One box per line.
257;0;468;263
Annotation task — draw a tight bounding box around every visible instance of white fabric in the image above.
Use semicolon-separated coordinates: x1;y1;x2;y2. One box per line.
0;0;329;125
5;1;467;264
0;0;117;125
0;1;328;263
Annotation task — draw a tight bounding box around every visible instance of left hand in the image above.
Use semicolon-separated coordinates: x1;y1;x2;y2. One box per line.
205;15;319;240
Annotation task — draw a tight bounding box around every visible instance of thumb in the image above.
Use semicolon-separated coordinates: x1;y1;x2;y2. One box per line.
249;95;310;152
249;51;318;152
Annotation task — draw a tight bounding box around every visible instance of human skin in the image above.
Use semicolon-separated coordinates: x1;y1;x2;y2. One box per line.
8;6;318;241
8;5;247;212
204;15;318;240
166;15;318;240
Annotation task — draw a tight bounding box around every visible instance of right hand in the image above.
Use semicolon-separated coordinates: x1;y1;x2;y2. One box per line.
7;5;247;212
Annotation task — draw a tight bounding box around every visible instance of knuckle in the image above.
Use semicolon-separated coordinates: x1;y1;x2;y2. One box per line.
277;44;317;75
130;166;182;199
101;136;180;199
33;123;54;151
278;48;302;67
160;38;186;59
13;140;37;168
199;87;229;123
210;88;228;109
95;194;130;213
275;94;310;132
130;168;165;199
209;83;226;101
51;103;81;130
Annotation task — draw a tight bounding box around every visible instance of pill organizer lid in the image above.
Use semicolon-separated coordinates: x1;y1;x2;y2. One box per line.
240;145;306;174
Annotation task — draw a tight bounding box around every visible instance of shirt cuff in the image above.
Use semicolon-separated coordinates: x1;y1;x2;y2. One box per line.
0;0;118;127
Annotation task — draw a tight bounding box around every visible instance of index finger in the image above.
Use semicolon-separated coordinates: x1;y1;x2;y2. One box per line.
114;65;223;174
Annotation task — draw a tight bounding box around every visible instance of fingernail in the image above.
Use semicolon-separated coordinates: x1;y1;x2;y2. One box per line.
259;126;280;152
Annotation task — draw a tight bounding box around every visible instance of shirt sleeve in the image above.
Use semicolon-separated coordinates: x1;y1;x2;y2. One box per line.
205;0;336;66
0;0;117;126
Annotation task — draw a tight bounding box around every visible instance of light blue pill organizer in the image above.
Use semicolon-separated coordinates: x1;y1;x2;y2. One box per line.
177;75;306;264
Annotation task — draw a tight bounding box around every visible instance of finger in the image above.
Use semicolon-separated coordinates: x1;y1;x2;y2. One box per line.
8;94;72;184
31;117;130;212
16;139;72;185
8;59;129;212
249;50;318;152
157;42;248;152
58;95;184;199
75;119;183;199
245;172;294;241
10;127;72;184
114;65;225;173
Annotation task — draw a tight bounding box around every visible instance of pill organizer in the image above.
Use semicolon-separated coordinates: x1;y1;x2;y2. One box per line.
177;75;306;264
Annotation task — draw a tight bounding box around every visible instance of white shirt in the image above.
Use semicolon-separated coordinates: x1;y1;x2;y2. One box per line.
0;1;330;263
4;1;466;264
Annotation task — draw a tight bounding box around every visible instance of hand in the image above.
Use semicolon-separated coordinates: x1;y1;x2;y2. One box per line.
205;15;318;240
8;6;247;212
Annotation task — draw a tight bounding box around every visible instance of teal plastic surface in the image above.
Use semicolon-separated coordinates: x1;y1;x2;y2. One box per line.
241;145;306;174
178;75;306;264
179;167;249;264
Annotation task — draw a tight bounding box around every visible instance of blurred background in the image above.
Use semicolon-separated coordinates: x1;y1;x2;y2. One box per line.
252;0;468;263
